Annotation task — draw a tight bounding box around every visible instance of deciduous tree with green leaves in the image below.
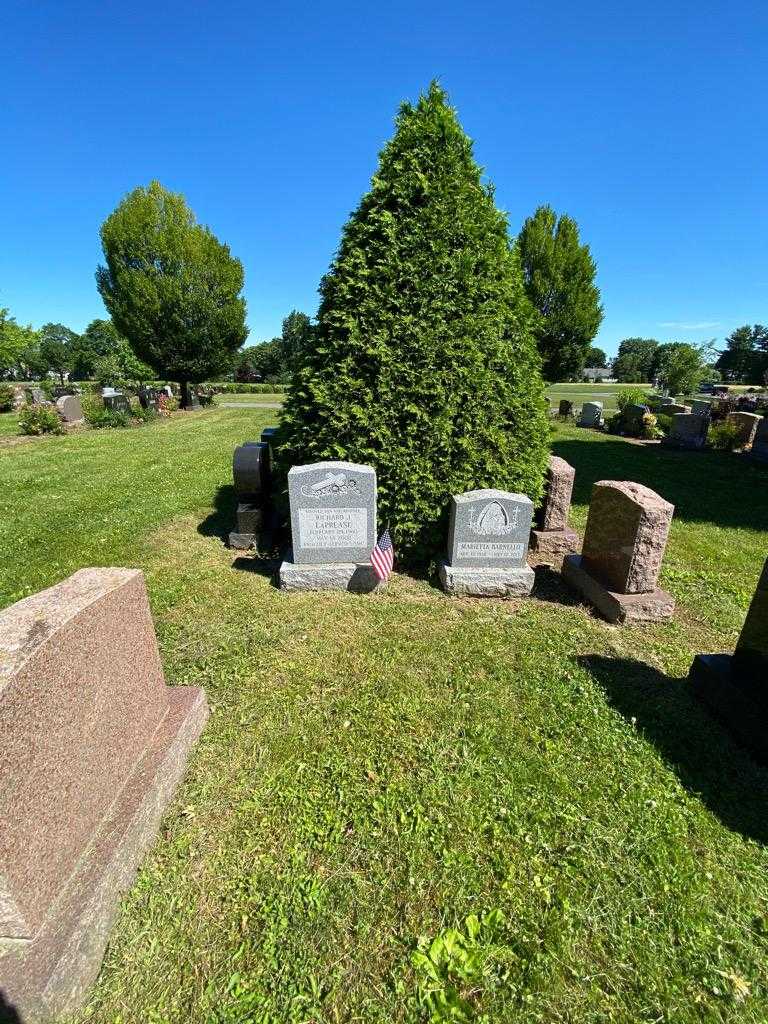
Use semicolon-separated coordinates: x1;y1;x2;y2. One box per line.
715;325;768;383
612;338;659;383
97;181;248;407
585;346;607;369
517;205;603;382
38;322;81;384
278;83;549;563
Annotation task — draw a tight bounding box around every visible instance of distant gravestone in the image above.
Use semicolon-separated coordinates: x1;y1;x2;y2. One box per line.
26;387;45;405
439;489;534;597
279;462;381;592
161;385;174;399
690;557;768;763
663;412;709;450
562;480;675;623
658;397;674;406
751;416;768;462
529;456;579;560
623;403;649;436
55;394;83;425
727;411;761;449
691;399;712;417
0;568;208;1020
558;399;574;418
103;392;131;415
229;442;271;550
578;401;603;428
138;387;159;411
665;403;690;415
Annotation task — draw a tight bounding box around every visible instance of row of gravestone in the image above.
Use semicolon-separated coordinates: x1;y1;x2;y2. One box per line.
2;491;768;1020
228;433;675;622
560;395;768;457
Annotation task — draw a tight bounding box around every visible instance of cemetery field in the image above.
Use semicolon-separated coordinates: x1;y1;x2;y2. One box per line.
2;413;768;1022
0;411;20;436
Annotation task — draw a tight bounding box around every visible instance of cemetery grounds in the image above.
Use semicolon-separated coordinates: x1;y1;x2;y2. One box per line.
1;405;768;1023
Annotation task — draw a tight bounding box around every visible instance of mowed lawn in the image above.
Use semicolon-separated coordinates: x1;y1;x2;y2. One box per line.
2;410;768;1023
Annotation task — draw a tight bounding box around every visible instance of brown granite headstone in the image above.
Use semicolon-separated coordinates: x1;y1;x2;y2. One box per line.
0;568;208;1021
529;456;579;561
727;411;761;449
562;480;675;623
690;558;768;762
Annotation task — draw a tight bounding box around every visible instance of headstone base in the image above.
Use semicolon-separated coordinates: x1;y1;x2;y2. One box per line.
438;561;535;598
229;531;258;550
0;686;208;1022
689;653;768;764
562;554;674;624
279;557;383;593
529;527;580;559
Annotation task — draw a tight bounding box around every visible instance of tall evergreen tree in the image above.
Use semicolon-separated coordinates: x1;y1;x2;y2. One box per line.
97;181;247;406
517;206;603;381
279;83;549;563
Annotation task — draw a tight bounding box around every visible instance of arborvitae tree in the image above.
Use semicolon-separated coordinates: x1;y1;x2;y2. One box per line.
517;206;603;382
278;83;550;563
97;181;247;406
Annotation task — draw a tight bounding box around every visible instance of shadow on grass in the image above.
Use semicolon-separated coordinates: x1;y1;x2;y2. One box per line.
531;565;581;606
197;485;237;543
231;556;280;585
579;654;768;844
552;433;768;532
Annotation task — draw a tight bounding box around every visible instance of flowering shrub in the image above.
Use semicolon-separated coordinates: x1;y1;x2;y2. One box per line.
18;403;65;435
641;413;664;440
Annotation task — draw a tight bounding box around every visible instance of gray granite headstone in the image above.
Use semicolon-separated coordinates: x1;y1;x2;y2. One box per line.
666;412;708;449
752;416;768;462
55;395;83;424
691;399;712;417
288;461;376;565
104;392;131;414
623;403;649;435
658;397;674;406
447;490;533;568
578;401;603;427
665;403;690;415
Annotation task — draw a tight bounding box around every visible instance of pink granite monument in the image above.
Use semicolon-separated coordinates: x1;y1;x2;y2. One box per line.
0;568;208;1021
561;480;675;623
529;455;580;561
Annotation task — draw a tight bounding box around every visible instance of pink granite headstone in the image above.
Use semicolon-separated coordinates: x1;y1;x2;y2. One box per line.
562;480;675;623
529;455;579;561
0;568;208;1021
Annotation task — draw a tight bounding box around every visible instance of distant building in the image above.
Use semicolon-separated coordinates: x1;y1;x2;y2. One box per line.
583;367;616;382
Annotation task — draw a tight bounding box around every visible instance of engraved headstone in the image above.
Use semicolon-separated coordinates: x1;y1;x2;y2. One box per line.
279;462;380;592
25;387;45;405
663;412;709;450
690;558;768;763
439;489;534;597
578;401;603;428
562;480;675;623
103;392;131;415
530;456;579;560
665;403;690;415
55;394;83;424
0;568;208;1020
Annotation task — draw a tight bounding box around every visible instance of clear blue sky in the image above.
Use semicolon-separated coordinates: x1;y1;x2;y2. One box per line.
1;0;766;357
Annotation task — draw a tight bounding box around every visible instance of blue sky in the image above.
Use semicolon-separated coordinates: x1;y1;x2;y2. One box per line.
1;0;766;357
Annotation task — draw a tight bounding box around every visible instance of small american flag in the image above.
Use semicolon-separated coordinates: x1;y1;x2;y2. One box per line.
370;527;394;582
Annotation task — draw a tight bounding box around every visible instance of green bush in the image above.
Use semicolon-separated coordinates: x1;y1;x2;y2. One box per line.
641;412;664;440
82;395;134;429
709;421;741;451
616;386;651;412
655;413;673;435
277;84;550;563
0;383;16;412
18;403;65;435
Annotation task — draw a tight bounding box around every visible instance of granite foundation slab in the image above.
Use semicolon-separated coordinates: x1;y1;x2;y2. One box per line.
229;531;258;550
279;556;382;593
689;654;768;764
529;527;579;560
562;554;674;624
439;561;534;598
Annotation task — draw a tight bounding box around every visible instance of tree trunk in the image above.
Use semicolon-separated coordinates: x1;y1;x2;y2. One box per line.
180;380;191;409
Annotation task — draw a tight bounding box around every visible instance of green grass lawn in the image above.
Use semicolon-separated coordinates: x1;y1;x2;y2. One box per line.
2;413;768;1022
0;410;20;436
214;392;286;405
